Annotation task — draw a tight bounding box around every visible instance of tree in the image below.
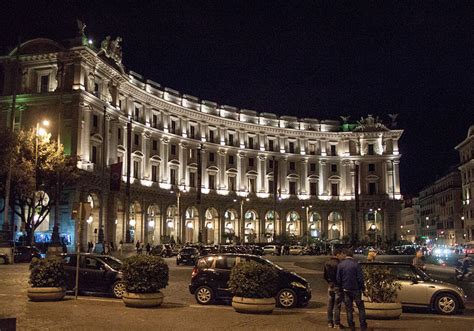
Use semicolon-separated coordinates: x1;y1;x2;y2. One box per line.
0;129;78;245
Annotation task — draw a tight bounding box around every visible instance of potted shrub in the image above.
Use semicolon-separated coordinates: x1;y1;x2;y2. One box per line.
361;265;402;319
122;255;169;308
228;261;279;314
27;257;66;301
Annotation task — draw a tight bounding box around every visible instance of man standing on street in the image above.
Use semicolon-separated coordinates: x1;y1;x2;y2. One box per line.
324;248;346;329
412;250;426;271
336;248;367;331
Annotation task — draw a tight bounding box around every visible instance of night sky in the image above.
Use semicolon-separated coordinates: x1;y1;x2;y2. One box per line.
1;1;474;195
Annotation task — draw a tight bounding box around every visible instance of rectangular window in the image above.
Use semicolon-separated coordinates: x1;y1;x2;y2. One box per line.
289;142;295;153
152;114;158;128
170;144;176;155
331;164;337;173
40;75;49;93
268;140;274;151
310;182;317;196
151;165;157;182
118;128;122;141
228;155;234;165
91;146;97;164
228;176;236;191
269;159;274;169
331;183;338;196
289;181;296;195
368;144;375;155
133;161;139;179
369;182;377;195
248;158;254;167
190;126;195;139
134;107;140;121
268;180;274;193
289;162;295;171
92;115;98;128
248;137;254;149
209;130;214;142
189;172;196;188
309;143;316;155
368;163;375;172
134;134;139;146
209;174;216;190
170;120;176;134
330;144;337;156
152;140;158;151
209;152;215;162
170;168;177;185
228;134;234;146
249;178;256;193
310;163;316;172
94;83;99;97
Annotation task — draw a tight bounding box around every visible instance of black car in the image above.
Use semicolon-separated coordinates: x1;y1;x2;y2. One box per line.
14;246;43;263
62;254;125;298
151;244;173;257
189;254;311;308
177;247;200;265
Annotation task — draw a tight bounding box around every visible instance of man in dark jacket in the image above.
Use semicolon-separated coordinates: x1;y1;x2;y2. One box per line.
336;248;367;331
324;248;345;329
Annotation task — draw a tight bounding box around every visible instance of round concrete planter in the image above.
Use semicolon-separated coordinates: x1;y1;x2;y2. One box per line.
27;287;66;302
362;302;402;319
232;296;276;314
122;291;164;308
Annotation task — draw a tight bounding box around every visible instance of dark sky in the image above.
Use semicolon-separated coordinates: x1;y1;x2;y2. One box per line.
1;0;474;195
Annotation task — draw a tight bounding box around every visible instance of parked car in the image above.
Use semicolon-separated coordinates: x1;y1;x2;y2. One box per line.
263;245;279;255
361;262;467;315
248;245;264;256
177;247;200;265
62;253;125;298
14;246;43;263
289;245;304;255
151;244;173;257
199;245;218;256
189;253;311;308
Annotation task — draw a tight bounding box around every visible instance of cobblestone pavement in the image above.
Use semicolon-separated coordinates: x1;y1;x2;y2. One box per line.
0;256;473;330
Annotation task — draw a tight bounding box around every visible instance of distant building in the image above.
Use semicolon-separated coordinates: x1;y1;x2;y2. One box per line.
455;125;474;242
0;34;403;249
400;197;420;243
418;171;463;245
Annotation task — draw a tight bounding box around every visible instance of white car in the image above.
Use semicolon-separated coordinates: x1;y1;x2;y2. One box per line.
289;245;304;255
263;245;278;255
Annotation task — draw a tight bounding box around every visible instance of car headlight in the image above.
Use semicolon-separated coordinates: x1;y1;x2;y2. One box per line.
291;281;307;289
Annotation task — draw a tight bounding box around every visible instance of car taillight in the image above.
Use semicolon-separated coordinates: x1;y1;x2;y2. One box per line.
191;267;199;278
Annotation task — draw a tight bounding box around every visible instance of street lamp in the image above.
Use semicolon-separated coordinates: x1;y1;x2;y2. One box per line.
303;204;312;245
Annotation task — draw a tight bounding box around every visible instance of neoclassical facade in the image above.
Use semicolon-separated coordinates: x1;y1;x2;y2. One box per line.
456;126;474;241
0;35;403;249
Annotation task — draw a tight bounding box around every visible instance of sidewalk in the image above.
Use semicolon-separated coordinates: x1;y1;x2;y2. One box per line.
1;294;474;331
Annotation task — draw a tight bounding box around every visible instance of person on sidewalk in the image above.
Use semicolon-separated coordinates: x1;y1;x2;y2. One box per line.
412;250;426;271
336;248;367;331
118;240;123;257
324;248;346;329
146;243;151;255
136;240;140;254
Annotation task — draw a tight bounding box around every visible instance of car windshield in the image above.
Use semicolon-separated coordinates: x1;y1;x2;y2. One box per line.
182;248;197;254
259;257;283;270
99;256;123;270
415;267;433;281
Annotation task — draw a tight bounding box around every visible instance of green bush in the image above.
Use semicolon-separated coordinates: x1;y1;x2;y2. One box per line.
29;258;66;288
362;265;401;303
122;255;169;293
228;261;279;299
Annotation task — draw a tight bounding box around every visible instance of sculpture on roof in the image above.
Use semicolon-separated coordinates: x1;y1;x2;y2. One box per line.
354;114;389;132
99;35;123;65
388;113;398;128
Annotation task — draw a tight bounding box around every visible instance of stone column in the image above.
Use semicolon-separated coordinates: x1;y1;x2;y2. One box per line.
238;152;246;192
160;137;169;183
300;158;308;195
393;160;401;197
319;160;327;196
142;131;151;179
386;160;394;198
258;155;266;193
218;149;227;189
82;106;91;163
104;114;111;166
179;143;188;186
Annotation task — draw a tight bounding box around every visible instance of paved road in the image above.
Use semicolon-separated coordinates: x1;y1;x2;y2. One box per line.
0;254;473;330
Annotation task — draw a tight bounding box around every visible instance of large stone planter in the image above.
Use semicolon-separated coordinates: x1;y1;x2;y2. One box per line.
361;302;402;319
27;287;66;302
232;296;276;314
122;291;164;308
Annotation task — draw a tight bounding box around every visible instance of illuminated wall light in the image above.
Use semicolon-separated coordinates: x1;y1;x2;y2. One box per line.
129;219;136;227
148;220;155;228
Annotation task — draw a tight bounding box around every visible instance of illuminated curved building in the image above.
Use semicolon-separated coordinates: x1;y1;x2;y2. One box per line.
0;35;403;248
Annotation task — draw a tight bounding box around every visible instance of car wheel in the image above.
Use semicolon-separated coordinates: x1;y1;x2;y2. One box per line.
195;286;214;305
111;281;126;299
277;289;297;308
434;292;458;315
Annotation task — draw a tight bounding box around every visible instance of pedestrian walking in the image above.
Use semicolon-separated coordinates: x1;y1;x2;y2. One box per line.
136;240;140;254
412;250;426;271
118;240;123;256
367;248;377;262
324;248;346;329
146;243;151;255
336;248;367;331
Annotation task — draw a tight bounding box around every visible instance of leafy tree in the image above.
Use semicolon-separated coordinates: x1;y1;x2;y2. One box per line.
0;129;78;245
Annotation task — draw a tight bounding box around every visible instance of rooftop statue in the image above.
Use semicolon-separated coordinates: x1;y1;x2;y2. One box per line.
354;114;389;132
98;36;124;72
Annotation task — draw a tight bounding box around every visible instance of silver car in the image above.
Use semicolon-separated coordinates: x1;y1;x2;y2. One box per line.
362;262;467;315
